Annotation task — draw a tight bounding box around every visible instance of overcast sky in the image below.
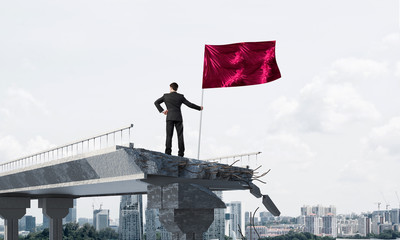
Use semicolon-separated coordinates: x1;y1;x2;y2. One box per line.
1;0;399;224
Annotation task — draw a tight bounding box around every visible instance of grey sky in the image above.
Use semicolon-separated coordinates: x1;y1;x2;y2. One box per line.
0;0;399;223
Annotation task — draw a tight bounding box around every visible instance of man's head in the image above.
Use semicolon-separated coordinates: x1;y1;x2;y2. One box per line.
170;82;178;92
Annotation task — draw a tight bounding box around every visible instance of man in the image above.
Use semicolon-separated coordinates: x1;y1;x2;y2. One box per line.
154;82;203;157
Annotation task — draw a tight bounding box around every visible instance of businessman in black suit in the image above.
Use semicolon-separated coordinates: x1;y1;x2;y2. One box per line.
155;82;203;157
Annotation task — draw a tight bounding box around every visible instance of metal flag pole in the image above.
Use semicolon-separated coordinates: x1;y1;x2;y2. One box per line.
197;89;204;159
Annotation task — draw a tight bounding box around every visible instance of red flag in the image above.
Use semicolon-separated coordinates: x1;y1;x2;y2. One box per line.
202;41;281;89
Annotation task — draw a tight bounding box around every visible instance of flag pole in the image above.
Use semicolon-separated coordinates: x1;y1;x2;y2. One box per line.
197;89;204;159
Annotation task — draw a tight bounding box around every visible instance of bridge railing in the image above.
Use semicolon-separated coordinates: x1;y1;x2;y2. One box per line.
0;124;134;174
204;152;262;167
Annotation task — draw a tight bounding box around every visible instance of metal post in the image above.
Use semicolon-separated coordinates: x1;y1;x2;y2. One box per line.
197;89;204;159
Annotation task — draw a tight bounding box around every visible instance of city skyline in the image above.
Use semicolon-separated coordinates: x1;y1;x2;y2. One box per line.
0;0;399;223
3;201;399;238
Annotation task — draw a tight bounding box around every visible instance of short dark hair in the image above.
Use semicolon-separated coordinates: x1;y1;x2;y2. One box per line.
170;82;178;91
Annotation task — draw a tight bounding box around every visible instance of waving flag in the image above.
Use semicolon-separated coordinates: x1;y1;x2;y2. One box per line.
202;41;281;89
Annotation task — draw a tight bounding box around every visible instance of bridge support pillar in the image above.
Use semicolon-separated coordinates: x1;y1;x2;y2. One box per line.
148;183;226;240
39;198;74;240
0;197;31;240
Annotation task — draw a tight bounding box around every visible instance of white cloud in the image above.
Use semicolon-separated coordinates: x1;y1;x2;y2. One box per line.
0;135;55;163
0;135;23;162
26;136;56;155
0;88;50;125
0;108;11;118
7;88;49;115
365;116;400;158
262;133;315;167
395;62;400;78
225;124;241;137
381;32;400;46
21;57;37;71
269;79;380;133
330;58;388;79
269;96;298;121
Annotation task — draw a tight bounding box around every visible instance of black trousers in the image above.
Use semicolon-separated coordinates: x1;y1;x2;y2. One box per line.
165;120;185;157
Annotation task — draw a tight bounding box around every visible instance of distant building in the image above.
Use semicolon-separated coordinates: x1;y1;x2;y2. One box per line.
394;224;399;232
64;199;77;224
19;215;36;233
245;226;267;240
204;191;225;240
146;208;172;240
357;216;371;236
325;205;336;216
371;214;381;234
43;215;49;229
301;206;312;216
78;218;90;226
297;215;306;225
305;214;319;235
312;205;325;217
265;225;292;237
119;195;143;240
94;209;110;230
322;214;337;237
337;218;358;236
390;209;399;224
245;212;250;226
226;201;242;239
379;223;393;233
259;211;274;225
301;204;337;237
145;208;159;240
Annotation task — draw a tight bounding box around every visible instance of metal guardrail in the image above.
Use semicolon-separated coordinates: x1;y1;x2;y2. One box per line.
204;152;262;166
0;124;134;174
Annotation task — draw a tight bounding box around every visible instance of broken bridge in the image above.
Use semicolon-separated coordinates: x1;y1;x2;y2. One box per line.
0;124;279;240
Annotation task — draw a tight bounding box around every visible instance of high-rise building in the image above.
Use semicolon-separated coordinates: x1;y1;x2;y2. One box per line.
160;226;172;240
64;199;77;224
322;214;337;237
305;214;319;235
43;215;49;229
371;214;381;234
390;209;400;224
357;216;371;236
245;212;250;226
119;195;143;240
19;215;36;233
297;215;306;225
325;205;336;216
301;204;337;237
312;205;325;217
204;191;225;240
146;208;172;240
301;206;312;216
94;209;110;231
145;208;159;240
226;201;241;239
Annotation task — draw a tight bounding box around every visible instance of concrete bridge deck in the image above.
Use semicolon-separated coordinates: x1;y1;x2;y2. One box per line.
0;144;253;198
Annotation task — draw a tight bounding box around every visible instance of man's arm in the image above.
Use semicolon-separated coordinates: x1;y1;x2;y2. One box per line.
182;96;202;111
154;96;165;113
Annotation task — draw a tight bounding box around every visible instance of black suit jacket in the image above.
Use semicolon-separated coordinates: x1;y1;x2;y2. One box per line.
154;92;201;121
